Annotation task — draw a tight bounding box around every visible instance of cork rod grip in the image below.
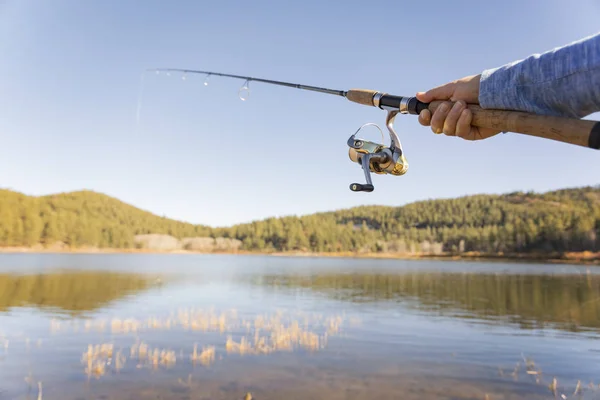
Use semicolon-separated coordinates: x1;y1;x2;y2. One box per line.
427;101;599;149
346;89;379;106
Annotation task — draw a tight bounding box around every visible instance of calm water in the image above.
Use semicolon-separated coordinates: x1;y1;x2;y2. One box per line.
0;254;599;400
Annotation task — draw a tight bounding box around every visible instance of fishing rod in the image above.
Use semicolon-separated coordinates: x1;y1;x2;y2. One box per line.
147;68;600;193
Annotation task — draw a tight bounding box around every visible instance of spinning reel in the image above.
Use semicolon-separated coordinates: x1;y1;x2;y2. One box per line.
347;110;408;192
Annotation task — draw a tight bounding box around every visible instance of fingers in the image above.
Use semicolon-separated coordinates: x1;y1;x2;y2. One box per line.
416;81;456;103
430;102;451;134
415;92;429;102
419;100;473;138
455;108;473;139
442;101;466;136
415;76;492;141
418;109;431;127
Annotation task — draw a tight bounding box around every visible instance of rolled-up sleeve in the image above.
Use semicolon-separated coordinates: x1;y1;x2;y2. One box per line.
479;31;600;118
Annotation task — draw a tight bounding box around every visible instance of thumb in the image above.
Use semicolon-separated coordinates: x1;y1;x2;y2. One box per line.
416;82;456;103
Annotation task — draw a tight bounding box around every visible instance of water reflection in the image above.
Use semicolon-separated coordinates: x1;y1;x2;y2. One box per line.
1;256;599;400
255;271;600;333
0;270;162;316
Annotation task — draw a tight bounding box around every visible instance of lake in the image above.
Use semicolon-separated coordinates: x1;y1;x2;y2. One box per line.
0;253;599;400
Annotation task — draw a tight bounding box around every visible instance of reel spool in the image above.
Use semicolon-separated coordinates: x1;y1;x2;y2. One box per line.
347;110;408;192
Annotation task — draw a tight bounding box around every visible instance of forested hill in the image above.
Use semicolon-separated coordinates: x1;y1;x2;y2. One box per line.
0;189;211;248
0;186;599;255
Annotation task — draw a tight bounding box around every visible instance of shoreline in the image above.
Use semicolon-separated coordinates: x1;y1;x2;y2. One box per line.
0;247;599;265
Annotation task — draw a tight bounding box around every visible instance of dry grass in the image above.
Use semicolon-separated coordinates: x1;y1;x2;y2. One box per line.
191;343;215;366
495;353;600;400
61;308;349;381
11;307;593;399
81;343;115;379
129;341;177;370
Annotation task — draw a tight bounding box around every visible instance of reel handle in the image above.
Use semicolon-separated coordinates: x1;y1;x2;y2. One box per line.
349;151;377;192
349;183;374;192
345;89;600;150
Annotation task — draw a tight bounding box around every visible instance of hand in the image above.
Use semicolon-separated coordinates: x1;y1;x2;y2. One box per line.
416;74;501;141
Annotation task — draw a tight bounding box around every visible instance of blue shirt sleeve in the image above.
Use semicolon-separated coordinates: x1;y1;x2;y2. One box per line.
478;32;600;119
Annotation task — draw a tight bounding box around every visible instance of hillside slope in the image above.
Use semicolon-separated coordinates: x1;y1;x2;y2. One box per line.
218;186;600;254
0;189;211;248
0;186;599;255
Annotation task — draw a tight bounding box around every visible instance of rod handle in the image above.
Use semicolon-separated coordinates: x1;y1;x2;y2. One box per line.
427;100;600;149
346;89;379;106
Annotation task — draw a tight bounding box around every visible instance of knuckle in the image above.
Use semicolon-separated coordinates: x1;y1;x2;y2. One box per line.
449;102;465;118
436;102;450;114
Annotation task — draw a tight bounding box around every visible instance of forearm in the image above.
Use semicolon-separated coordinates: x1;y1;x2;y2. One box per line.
478;32;600;118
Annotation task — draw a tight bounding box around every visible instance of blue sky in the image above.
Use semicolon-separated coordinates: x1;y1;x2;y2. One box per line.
1;0;599;227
